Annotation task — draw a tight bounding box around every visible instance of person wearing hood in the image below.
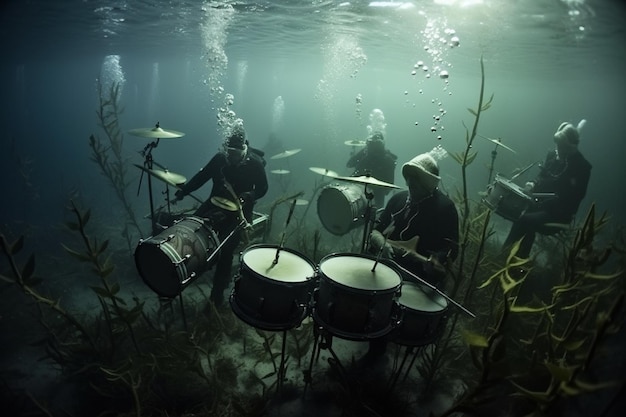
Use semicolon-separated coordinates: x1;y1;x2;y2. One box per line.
361;148;459;365
503;120;592;258
175;123;268;306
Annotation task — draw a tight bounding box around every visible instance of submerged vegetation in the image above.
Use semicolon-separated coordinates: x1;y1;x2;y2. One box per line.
0;61;624;417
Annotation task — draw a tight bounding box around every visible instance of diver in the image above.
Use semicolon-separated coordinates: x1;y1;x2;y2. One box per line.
346;131;397;207
175;123;268;307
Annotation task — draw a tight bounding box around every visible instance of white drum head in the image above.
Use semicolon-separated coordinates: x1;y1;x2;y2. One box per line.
399;281;447;312
319;255;401;291
242;246;314;283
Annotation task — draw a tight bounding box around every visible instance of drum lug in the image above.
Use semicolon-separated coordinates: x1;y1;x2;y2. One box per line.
181;271;196;286
174;254;191;265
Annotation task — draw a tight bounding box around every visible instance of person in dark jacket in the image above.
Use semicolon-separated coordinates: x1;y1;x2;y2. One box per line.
369;149;459;287
346;131;397;207
175;124;268;306
362;148;459;364
503;120;591;258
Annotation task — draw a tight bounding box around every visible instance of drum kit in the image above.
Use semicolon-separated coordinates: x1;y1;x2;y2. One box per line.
130;122;265;301
477;135;555;222
127;126;475;392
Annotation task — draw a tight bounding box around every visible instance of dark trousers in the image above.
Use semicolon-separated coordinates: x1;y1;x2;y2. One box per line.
195;204;245;305
503;210;569;258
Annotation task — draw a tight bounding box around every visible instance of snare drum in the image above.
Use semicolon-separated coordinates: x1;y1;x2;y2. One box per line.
134;216;219;298
313;253;401;340
483;175;532;221
317;183;367;235
231;244;316;331
392;281;448;347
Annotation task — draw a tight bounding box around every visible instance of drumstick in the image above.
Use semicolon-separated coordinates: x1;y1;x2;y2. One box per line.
207;219;246;264
268;199;298;271
371;232;389;272
392;261;476;318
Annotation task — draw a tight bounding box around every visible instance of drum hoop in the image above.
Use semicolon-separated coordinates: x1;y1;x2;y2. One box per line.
494;177;531;200
318;252;402;292
241;244;317;283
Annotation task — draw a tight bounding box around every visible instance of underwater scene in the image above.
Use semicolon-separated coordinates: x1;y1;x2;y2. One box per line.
1;1;625;416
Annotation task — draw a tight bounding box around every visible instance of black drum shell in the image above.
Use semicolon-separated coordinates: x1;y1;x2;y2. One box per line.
313;252;401;340
134;217;219;298
231;244;317;331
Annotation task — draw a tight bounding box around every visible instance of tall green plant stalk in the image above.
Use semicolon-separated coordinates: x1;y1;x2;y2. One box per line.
89;79;143;237
63;200;142;355
0;234;97;352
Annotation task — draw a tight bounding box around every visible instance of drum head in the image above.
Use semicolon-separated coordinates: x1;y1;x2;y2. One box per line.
135;242;181;298
317;184;365;235
399;281;447;312
495;176;530;200
319;253;401;291
242;245;315;283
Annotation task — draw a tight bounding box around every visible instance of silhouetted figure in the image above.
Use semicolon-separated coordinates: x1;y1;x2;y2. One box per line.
346;131;397;207
503;120;591;258
175;125;268;306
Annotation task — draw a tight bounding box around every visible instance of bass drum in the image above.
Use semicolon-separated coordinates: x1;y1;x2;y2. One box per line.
134;217;219;298
317;183;367;235
313;253;401;340
231;244;317;331
392;281;448;347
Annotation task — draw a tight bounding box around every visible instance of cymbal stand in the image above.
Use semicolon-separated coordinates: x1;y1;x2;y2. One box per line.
360;183;377;254
136;136;161;235
303;324;350;397
486;141;499;185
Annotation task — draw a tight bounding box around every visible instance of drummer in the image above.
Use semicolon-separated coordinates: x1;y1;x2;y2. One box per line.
502;120;591;258
346;131;397;207
362;147;459;365
174;122;268;307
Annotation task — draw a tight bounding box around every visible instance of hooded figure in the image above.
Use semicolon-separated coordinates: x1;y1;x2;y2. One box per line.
360;149;459;365
503;119;592;258
370;149;459;285
346;131;397;207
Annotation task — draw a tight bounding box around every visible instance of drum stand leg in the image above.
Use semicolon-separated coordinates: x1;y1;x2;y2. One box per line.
178;292;188;332
277;330;287;394
302;326;321;397
387;345;418;392
400;345;426;386
360;184;376;254
303;325;350;396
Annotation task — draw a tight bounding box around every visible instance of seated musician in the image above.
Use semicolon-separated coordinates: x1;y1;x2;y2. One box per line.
175;122;268;307
346;131;398;207
503;120;591;259
362;147;459;365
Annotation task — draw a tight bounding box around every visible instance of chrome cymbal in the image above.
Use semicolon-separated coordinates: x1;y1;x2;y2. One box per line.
210;196;239;212
128;124;186;139
270;169;291;174
309;167;339;178
335;175;400;189
477;135;516;153
134;164;186;186
270;149;301;159
344;139;366;147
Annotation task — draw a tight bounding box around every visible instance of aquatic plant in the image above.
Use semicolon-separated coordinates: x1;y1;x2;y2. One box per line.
440;204;624;416
89;79;143;238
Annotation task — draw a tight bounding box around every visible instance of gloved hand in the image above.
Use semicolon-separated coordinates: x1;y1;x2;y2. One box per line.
239;191;254;207
369;231;385;250
523;181;535;193
369;231;394;258
174;189;186;202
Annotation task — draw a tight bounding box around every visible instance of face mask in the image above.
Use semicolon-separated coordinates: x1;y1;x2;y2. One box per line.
224;144;247;165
